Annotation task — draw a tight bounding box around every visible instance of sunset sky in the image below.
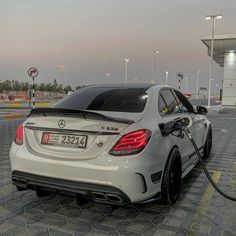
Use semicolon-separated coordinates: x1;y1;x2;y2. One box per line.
1;0;236;92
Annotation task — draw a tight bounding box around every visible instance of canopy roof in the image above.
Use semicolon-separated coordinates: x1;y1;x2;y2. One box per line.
201;34;236;67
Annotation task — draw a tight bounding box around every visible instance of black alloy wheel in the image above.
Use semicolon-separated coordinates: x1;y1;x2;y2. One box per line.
162;147;182;204
203;126;212;159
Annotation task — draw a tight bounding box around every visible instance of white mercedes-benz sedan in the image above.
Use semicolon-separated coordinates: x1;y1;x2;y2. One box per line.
10;84;212;205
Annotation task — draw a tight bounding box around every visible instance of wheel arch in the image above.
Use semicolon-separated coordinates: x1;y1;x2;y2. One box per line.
161;145;182;186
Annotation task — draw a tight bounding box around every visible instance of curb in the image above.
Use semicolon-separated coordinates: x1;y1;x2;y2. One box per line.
0;113;27;121
0;103;49;109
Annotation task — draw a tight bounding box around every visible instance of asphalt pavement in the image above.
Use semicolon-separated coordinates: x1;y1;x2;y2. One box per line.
0;112;235;235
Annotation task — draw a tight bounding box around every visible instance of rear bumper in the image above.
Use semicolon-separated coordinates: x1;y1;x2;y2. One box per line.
10;142;163;203
12;171;131;205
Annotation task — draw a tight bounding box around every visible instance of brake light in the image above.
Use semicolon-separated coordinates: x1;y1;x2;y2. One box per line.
109;129;152;156
14;123;24;145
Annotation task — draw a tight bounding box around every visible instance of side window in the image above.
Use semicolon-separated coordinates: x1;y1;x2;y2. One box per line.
158;95;169;116
173;90;194;113
159;89;180;115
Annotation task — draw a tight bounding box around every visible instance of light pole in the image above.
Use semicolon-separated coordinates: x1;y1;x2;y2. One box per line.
59;65;65;88
106;72;111;83
153;50;160;84
205;14;222;107
196;70;201;99
165;71;169;86
124;59;129;84
215;83;219;97
185;77;188;93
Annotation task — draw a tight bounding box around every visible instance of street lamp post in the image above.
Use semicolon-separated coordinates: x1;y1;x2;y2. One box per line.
216;83;219;98
205;14;222;107
153;50;160;84
185;77;188;93
124;59;129;84
165;71;168;86
106;72;111;83
196;70;201;99
59;65;65;88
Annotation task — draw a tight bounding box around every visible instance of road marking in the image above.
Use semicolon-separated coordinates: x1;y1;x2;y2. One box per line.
190;170;221;233
35;103;49;107
5;114;26;120
213;128;229;133
219;118;236;120
7;103;21;107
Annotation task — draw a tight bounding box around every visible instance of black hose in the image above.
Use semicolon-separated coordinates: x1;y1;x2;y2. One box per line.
183;128;236;201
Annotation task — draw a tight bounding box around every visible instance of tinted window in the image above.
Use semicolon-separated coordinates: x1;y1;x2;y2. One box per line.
160;89;180;115
158;95;168;116
173;90;194;113
54;87;148;113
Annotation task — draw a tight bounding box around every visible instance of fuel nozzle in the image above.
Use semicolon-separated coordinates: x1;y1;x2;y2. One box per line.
159;117;190;137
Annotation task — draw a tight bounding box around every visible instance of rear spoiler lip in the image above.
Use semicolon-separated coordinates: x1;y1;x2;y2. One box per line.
28;108;134;124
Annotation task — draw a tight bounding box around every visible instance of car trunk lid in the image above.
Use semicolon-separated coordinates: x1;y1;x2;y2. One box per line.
24;108;133;160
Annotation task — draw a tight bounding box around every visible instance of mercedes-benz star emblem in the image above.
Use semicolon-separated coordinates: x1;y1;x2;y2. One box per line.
58;119;66;128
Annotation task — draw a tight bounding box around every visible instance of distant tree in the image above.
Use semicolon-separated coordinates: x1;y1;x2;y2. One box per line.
0;80;3;92
21;82;30;91
2;80;11;91
57;84;63;93
39;83;46;91
53;79;58;92
13;80;21;91
45;83;53;92
64;85;72;93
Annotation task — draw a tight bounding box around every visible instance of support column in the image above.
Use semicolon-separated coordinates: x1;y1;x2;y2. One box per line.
222;52;236;105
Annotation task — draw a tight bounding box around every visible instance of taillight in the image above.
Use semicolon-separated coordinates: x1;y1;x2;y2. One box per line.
14;123;24;145
109;129;152;156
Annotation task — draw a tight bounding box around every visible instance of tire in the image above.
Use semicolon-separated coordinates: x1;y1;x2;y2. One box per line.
35;187;51;198
203;126;212;159
16;186;26;191
161;147;182;204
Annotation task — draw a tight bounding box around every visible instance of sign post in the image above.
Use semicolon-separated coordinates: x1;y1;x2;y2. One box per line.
28;67;38;109
176;72;185;91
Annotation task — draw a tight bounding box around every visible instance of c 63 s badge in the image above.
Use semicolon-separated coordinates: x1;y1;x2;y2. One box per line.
101;126;119;131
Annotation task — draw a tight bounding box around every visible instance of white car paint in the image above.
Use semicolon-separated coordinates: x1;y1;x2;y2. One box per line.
9;85;211;204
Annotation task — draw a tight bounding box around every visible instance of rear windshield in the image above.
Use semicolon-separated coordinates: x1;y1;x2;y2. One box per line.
54;87;148;113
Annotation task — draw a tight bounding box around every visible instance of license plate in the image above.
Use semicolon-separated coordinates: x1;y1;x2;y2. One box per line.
41;132;87;148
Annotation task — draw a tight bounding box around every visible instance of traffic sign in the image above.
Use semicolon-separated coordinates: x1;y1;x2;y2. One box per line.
28;67;38;79
27;67;38;109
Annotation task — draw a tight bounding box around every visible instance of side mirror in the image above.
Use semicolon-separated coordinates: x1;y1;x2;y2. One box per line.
196;106;208;115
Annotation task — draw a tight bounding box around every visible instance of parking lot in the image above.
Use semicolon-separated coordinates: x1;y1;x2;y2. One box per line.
0;112;236;236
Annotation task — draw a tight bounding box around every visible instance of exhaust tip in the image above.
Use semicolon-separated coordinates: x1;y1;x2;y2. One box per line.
12;177;19;183
92;192;107;201
106;194;123;203
19;179;28;186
